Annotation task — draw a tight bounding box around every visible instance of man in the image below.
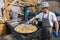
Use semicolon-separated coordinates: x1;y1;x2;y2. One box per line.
10;9;18;21
26;2;59;40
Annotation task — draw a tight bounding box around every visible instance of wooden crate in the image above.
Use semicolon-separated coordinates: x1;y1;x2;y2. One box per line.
0;23;7;36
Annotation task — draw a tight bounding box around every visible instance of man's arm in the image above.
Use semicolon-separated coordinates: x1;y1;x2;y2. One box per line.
26;17;37;24
29;17;37;22
52;13;59;32
54;20;59;32
52;13;59;37
26;13;41;24
29;13;42;22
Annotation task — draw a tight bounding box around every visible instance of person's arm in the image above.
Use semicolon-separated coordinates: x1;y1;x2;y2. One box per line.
52;13;59;37
53;14;59;32
26;13;41;24
29;13;42;22
26;17;37;24
54;20;59;32
29;17;36;22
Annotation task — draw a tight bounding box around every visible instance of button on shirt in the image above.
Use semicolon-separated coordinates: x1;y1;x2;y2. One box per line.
36;11;57;27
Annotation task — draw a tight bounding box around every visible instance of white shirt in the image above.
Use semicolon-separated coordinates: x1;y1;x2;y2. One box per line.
0;0;4;8
36;11;57;27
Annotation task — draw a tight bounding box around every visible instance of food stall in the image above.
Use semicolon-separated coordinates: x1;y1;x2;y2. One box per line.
5;20;41;40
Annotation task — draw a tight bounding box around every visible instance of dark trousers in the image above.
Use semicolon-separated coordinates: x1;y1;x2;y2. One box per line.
41;27;52;40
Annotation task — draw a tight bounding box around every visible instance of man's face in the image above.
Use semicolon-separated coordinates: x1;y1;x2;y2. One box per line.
41;7;48;13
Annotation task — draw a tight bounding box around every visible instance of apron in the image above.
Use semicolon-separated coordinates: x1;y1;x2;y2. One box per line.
41;13;52;40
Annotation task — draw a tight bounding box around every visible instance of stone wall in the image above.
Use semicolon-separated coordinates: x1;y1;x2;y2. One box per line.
48;1;60;13
42;0;60;13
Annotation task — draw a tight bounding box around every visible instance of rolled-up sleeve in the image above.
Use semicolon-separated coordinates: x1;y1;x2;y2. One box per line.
36;14;40;18
35;13;42;18
52;13;57;21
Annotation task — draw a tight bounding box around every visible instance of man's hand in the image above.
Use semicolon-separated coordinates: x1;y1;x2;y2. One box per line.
54;32;58;37
54;20;59;38
26;21;30;24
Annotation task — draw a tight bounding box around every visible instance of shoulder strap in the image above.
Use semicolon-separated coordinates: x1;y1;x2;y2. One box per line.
42;13;44;19
47;12;49;18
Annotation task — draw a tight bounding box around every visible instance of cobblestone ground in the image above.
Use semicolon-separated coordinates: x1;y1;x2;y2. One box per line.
0;33;60;40
0;34;13;40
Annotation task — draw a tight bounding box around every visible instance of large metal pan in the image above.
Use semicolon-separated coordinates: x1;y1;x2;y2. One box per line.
14;24;38;34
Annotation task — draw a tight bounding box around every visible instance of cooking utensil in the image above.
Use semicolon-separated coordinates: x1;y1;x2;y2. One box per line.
14;24;38;34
